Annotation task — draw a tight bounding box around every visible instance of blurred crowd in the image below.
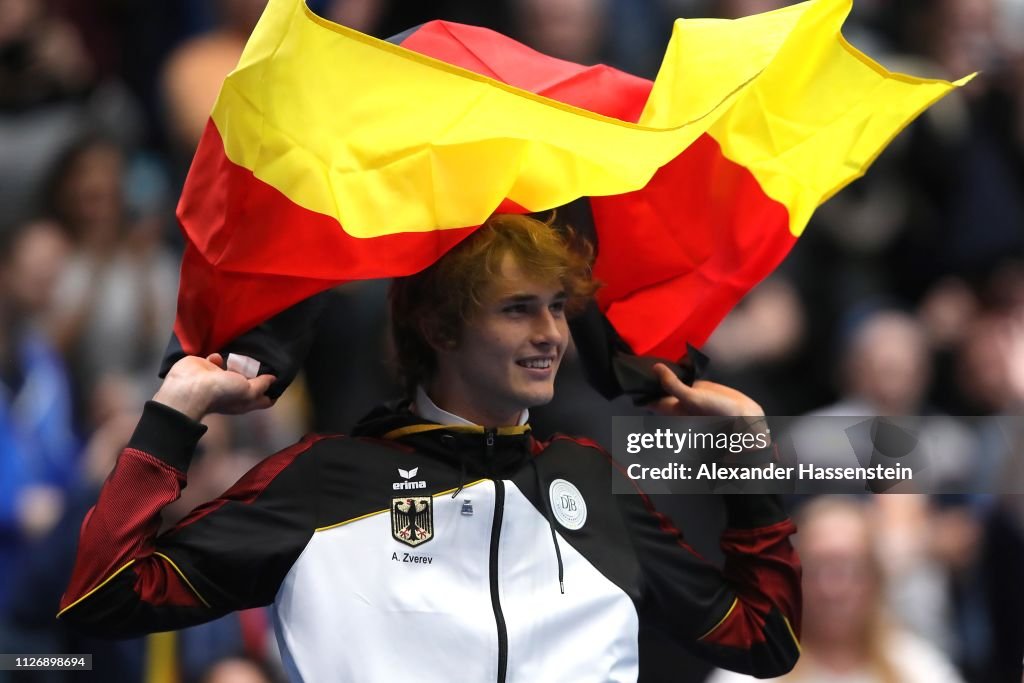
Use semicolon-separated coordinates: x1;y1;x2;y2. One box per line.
1;0;1022;681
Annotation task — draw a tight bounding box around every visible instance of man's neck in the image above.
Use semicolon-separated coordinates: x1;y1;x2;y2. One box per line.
413;385;527;428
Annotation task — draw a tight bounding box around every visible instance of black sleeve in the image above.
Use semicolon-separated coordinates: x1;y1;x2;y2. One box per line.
616;468;802;678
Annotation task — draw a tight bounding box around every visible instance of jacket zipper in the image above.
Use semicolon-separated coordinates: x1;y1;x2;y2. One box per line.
486;429;508;683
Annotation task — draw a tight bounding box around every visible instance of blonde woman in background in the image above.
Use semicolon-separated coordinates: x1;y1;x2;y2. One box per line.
706;496;964;683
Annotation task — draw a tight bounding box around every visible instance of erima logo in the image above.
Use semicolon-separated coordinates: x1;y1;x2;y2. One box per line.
393;467;427;490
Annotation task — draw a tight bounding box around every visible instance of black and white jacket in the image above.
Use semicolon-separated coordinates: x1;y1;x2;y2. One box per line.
60;400;802;682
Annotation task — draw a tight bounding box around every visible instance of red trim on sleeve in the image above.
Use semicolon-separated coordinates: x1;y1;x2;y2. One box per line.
168;434;334;533
61;448;188;611
131;559;208;608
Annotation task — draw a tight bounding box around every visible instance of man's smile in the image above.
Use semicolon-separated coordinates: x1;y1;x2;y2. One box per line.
516;356;556;370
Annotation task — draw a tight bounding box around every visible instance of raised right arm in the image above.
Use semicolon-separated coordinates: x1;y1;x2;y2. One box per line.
58;356;322;638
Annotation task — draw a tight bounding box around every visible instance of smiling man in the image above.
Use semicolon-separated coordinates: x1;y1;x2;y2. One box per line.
60;214;801;682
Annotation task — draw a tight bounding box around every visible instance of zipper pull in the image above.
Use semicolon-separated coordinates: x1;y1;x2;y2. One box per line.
485;429;496;457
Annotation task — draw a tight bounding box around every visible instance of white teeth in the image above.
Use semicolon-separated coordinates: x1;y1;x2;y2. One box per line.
519;358;552;369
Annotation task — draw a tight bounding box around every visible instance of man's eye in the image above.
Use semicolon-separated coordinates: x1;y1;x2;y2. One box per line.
550;301;566;315
503;304;528;314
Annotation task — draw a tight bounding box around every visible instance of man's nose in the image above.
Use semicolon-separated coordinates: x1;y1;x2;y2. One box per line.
532;308;565;347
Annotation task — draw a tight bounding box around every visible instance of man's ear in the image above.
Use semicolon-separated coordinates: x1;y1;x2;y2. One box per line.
421;318;458;352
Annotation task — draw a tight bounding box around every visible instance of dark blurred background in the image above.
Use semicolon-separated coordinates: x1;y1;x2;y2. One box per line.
1;0;1022;681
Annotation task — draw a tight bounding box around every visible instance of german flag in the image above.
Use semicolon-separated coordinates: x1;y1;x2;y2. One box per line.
174;0;968;366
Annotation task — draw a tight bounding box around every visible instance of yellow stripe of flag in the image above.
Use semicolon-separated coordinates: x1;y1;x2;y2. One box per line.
210;0;966;240
213;0;745;238
641;0;972;237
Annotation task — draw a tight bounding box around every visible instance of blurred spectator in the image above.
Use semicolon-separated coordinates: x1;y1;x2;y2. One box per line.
703;276;808;415
713;0;787;18
956;312;1022;415
827;310;931;417
45;135;179;409
0;220;78;643
200;656;277;683
954;273;1024;415
927;495;993;682
0;0;93;106
320;0;387;34
918;277;979;353
985;446;1024;682
0;0;92;234
894;0;1024;292
0;0;143;234
512;0;610;64
706;278;806;373
161;0;267;155
706;496;964;683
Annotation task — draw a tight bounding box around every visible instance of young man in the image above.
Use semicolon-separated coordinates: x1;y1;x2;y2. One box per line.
60;214;801;682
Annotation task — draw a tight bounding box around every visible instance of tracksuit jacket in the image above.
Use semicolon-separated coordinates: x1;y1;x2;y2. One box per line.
59;400;802;682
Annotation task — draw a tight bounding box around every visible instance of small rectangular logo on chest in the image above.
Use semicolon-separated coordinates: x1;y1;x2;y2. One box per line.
391;496;434;547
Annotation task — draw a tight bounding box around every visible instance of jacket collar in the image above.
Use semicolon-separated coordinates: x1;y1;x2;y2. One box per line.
412;385;530;427
352;399;533;478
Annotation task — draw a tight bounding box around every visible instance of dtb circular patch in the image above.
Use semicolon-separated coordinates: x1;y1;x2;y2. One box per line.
548;479;587;530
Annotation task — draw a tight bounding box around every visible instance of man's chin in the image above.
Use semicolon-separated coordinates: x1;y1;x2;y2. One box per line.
519;386;556;409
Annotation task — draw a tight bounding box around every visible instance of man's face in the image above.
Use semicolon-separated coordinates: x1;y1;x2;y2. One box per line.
430;252;569;426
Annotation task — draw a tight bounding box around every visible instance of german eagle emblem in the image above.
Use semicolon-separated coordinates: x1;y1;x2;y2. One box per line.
391;497;434;547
